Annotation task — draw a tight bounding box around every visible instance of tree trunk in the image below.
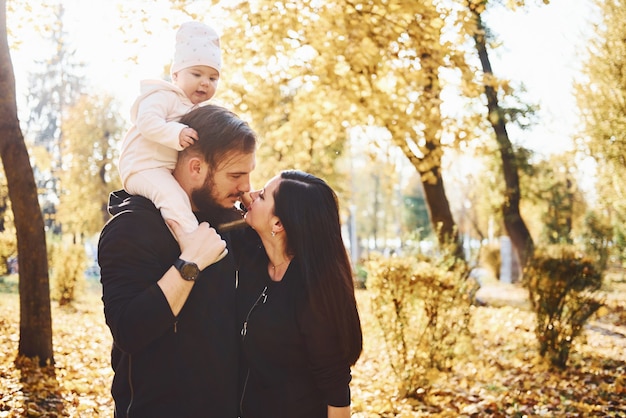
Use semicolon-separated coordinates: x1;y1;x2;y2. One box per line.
469;7;534;277
391;50;464;261
421;167;463;256
0;0;54;365
394;131;463;260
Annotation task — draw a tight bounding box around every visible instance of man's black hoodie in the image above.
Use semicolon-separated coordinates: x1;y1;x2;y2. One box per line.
98;190;239;418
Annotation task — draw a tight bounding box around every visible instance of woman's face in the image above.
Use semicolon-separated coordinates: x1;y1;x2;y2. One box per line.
245;175;282;234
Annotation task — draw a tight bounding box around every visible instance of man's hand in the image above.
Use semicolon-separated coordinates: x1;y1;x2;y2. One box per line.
167;220;227;270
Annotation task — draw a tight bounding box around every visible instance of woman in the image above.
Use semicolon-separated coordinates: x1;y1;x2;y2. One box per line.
237;170;363;418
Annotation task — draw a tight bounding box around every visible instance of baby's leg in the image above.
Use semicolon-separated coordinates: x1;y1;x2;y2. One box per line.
125;168;199;234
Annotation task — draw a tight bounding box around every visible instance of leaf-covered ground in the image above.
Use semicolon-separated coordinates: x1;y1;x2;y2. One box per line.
0;275;625;417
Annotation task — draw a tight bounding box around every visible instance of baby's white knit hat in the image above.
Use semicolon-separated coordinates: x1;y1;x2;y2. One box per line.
171;21;221;76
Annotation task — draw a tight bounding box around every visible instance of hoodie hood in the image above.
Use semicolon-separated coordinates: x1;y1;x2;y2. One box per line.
107;189;155;217
129;79;190;124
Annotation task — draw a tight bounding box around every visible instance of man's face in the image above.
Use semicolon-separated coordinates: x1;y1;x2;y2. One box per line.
191;151;256;212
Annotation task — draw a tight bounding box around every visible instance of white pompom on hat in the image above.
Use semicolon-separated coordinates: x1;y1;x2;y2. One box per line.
171;21;221;76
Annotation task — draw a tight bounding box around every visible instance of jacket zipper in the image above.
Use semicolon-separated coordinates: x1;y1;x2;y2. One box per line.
239;368;250;417
240;286;267;340
238;286;268;417
125;355;134;417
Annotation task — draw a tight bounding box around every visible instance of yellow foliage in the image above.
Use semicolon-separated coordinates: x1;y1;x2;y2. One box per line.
58;95;123;237
1;280;626;416
365;253;473;397
48;241;87;306
525;246;604;368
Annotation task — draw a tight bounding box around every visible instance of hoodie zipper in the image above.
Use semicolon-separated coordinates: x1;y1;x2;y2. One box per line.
239;368;250;417
238;285;268;416
240;286;267;340
125;355;134;417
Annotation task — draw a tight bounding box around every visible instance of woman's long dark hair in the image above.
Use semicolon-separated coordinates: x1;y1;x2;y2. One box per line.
273;170;362;365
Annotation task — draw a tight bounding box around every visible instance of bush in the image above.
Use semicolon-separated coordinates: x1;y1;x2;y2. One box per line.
479;242;501;280
366;253;472;397
353;262;368;289
49;241;87;306
524;246;603;369
580;211;612;271
0;229;17;275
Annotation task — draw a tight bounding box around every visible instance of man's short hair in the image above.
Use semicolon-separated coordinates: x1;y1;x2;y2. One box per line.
179;104;257;170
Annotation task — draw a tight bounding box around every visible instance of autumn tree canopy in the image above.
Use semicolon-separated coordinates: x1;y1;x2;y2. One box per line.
576;0;626;263
57;94;123;241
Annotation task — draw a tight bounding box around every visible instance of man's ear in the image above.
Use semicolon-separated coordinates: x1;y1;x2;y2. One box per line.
188;156;203;176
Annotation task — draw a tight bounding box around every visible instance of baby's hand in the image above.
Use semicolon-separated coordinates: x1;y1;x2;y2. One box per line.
179;127;198;148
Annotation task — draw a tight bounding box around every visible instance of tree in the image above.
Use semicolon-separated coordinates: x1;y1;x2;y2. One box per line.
57;94;123;241
0;180;17;275
218;0;466;257
25;2;85;233
0;0;53;365
345;135;407;254
105;0;546;266
444;148;495;249
576;0;626;265
463;0;536;278
520;152;587;246
403;175;434;241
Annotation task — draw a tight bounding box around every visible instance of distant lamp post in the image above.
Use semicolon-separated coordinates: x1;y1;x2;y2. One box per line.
349;203;358;265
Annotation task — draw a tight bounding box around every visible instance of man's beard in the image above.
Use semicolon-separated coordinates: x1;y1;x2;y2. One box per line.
191;173;244;227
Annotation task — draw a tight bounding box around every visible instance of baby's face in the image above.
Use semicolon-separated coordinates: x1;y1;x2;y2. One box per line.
173;65;220;104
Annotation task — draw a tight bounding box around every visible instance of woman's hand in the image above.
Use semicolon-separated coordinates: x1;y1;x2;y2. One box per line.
328;405;351;418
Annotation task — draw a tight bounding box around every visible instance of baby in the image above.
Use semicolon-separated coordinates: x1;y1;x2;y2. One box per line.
118;21;221;233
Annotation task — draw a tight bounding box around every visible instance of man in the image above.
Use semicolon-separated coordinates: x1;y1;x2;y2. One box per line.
98;104;257;417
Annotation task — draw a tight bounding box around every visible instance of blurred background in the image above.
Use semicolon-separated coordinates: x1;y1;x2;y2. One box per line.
3;0;623;284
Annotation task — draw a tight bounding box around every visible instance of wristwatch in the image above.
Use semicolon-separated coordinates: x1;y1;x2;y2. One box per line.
174;258;200;281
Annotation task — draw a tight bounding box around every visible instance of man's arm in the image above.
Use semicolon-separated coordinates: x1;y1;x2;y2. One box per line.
158;220;226;315
99;211;225;354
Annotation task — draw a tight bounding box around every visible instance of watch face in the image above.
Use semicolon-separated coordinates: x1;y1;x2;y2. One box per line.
176;259;199;281
181;263;199;280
